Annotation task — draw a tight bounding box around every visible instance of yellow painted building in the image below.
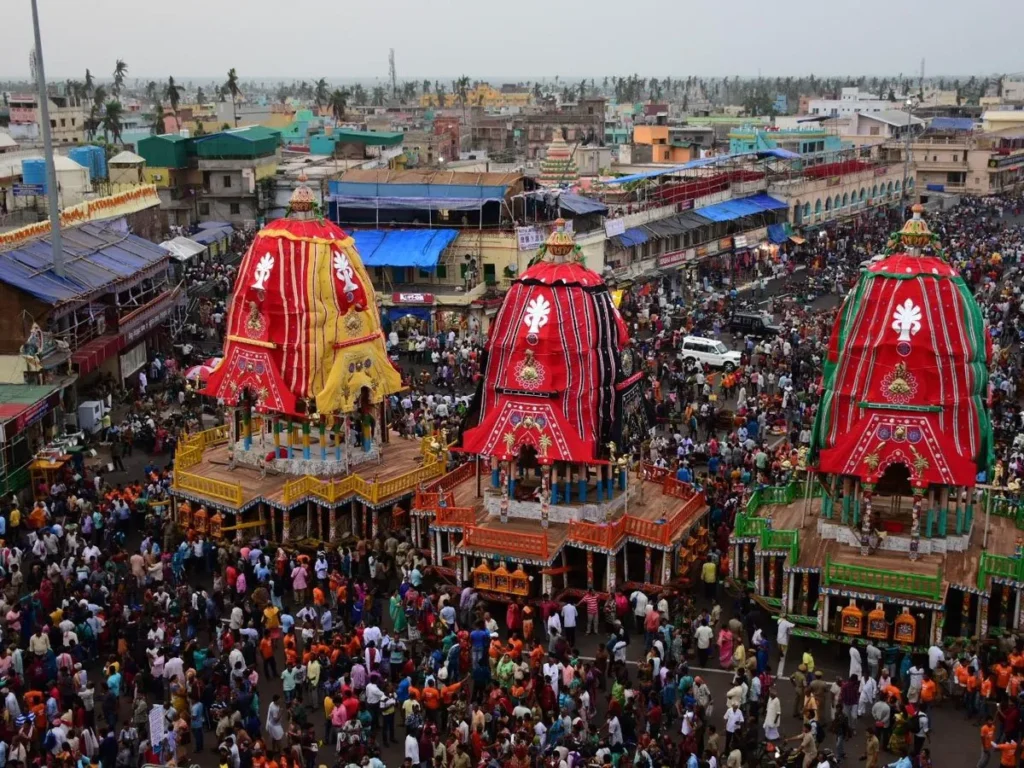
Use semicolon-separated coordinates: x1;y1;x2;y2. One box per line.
419;83;532;109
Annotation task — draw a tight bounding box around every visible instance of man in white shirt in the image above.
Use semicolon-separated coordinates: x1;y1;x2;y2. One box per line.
546;610;562;639
927;643;944;672
776;615;796;675
723;703;744;753
694;620;714;667
561;601;578;645
404;732;419;764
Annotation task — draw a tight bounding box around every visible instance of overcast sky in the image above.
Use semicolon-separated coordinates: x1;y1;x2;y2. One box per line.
3;0;1022;83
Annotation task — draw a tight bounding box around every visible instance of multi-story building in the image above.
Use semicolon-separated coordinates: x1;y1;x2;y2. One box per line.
631;125;694;164
808;87;908;117
7;92;86;144
878;125;1024;196
521;99;606;159
728;124;846;165
767;159;910;228
137;126;282;227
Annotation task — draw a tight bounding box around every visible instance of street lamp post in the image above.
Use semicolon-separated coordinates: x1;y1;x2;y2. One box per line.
29;0;64;277
900;97;915;213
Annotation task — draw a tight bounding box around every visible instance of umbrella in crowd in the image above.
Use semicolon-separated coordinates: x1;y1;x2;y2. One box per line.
183;356;222;384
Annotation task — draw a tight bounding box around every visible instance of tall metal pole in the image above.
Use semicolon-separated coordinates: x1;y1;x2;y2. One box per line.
30;0;64;277
900;98;914;214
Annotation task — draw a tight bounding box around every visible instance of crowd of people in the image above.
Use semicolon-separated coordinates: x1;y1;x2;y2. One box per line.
2;192;1024;768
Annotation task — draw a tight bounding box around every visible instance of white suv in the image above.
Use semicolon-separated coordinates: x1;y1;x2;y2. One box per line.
679;336;742;370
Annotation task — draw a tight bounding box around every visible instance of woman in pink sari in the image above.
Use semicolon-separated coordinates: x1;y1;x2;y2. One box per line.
717;627;734;668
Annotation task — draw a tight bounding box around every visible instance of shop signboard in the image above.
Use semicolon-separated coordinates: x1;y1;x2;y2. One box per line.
874;167;889;176
604;218;626;238
392;292;434;305
677;200;694;211
516;226;544;252
8;391;61;439
120;342;148;380
696;245;709;259
719;237;733;251
733;235;748;250
658;248;695;268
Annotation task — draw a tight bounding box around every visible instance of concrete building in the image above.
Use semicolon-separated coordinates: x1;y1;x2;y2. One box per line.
575;145;613;177
631;125;694;164
808;87;907;117
521;98;606;159
7;92;86;144
108;151;146;185
768;161;909;228
982;109;1024;133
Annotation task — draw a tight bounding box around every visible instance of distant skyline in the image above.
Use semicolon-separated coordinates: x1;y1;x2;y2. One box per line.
2;0;1022;82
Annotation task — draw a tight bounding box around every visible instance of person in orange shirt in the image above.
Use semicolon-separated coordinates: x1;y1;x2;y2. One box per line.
312;586;325;606
994;738;1018;767
967;667;983;718
529;643;544;672
507;636;523;662
982;674;995;703
993;661;1011;692
259;635;277;679
919;673;937;711
980;717;996;767
421;683;441;725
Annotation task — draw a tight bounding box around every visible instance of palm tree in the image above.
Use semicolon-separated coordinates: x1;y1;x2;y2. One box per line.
352;84;367;106
329;89;349;121
402;82;417;103
112;59;128;96
165;76;182;114
455;75;470;121
433;82;446;109
102;100;124;144
151;102;165;135
578;80;587;100
225;68;241;126
371;86;386;107
196;86;206;105
533;82;542;100
315;78;329;110
421;79;431;97
145;81;157;103
84;68;94;96
86;85;107;139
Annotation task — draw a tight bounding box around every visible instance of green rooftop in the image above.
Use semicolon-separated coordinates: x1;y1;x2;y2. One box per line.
333;129;404;147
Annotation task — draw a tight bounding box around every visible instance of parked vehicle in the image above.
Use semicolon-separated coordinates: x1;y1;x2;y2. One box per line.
728;311;781;338
678;336;742;370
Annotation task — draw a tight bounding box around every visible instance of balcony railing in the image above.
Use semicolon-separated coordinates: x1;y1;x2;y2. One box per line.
824;554;943;601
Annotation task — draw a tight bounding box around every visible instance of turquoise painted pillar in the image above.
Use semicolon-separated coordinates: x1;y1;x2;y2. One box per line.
956;507;964;535
319;423;327;461
853;498;860;527
551;482;559;503
492;468;500;488
509;477;516;497
334;421;342;461
966;500;974;529
619;470;627;491
926;509;935;538
939;508;947;537
596;478;604;502
606;476;614;498
578;479;586;502
842;494;851;525
564;481;572;503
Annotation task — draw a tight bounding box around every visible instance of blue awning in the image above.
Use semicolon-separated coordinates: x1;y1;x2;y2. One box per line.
557;193;608;216
196;221;232;230
612;227;649;248
693;194;789;223
928;117;975;132
604;149;801;185
0;219;169;306
191;227;232;245
767;224;789;244
350;229;459;269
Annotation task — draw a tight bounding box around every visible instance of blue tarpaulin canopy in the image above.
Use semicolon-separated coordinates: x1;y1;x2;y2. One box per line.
767;223;789;244
690;194;788;223
928;117;975;132
0;219;169;306
604;149;801;186
196;221;232;230
612;227;649;248
557;193;609;216
191;227;232;245
351;229;459;269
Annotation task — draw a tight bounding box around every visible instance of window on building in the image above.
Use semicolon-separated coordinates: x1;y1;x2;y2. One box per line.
230;203;241;215
436;265;447;280
869;127;880;136
50;120;56;128
199;203;210;215
223;175;232;188
953;154;959;162
484;264;496;285
60;119;66;127
71;118;76;126
418;269;433;279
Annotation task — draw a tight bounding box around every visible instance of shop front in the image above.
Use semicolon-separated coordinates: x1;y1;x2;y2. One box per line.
0;386;64;496
386;292;435;340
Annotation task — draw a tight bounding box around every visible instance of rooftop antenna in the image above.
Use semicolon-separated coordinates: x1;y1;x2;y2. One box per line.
30;0;64;278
